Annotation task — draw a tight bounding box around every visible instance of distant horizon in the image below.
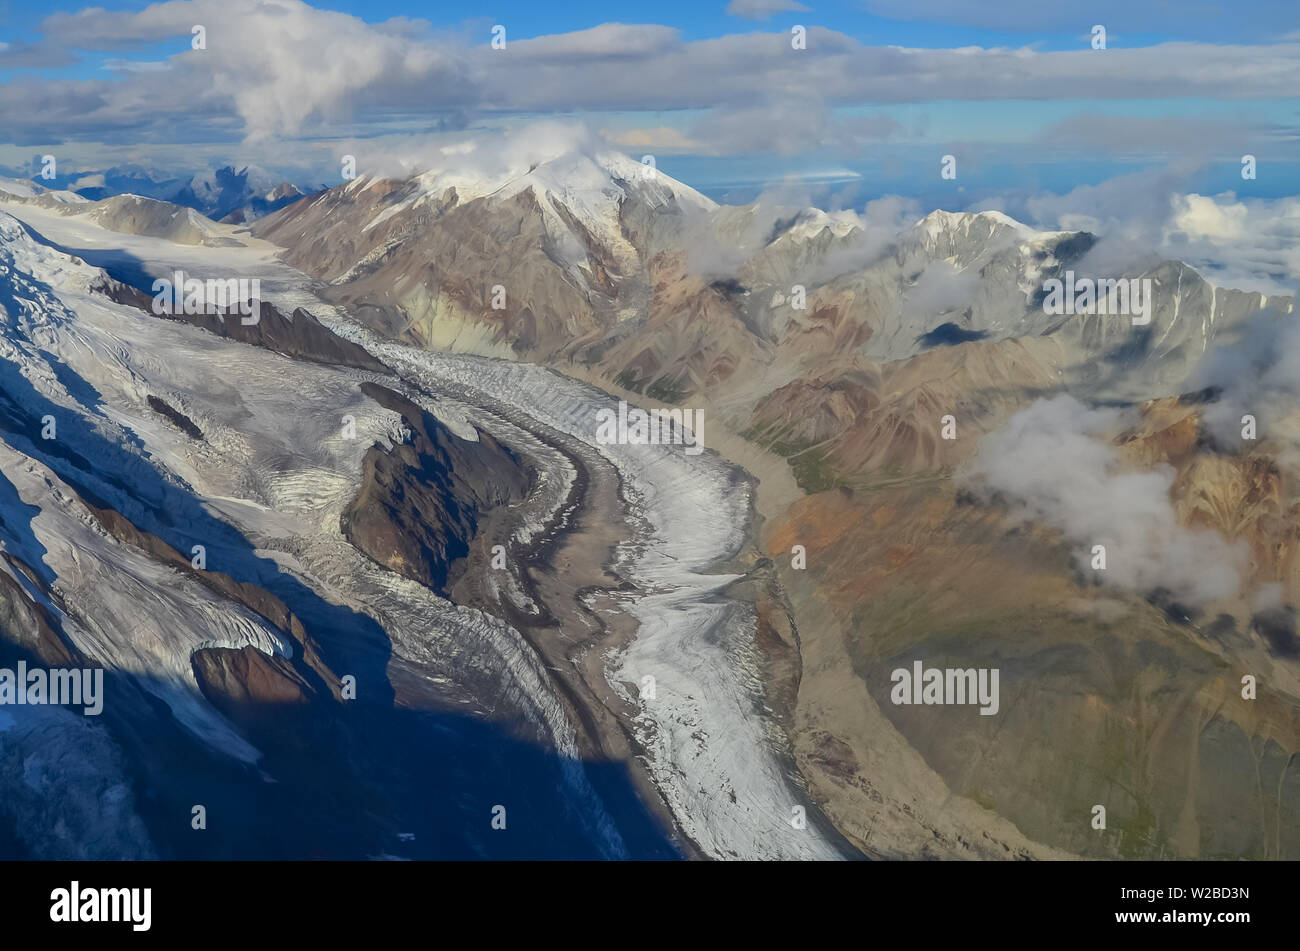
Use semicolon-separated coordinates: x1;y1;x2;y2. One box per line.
4;4;1299;208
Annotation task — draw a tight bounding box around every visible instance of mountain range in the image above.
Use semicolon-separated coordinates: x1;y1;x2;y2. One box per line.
1;164;317;224
0;142;1297;860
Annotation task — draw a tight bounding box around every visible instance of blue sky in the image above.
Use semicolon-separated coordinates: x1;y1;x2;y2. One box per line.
1;0;1298;203
0;0;1208;64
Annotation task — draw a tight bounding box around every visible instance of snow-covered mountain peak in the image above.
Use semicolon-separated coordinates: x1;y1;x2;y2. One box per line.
775;206;863;245
186;164;279;201
401;145;716;218
915;208;1036;242
344;145;718;273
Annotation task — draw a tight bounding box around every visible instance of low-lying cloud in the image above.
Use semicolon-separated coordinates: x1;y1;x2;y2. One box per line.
1194;292;1300;458
962;394;1248;608
977;166;1300;297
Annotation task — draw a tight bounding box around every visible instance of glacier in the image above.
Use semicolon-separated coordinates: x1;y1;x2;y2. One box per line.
0;201;844;860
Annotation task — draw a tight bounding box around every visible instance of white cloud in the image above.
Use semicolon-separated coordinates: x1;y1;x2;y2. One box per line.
1166;194;1249;242
1193;291;1300;458
996;169;1300;297
962;395;1248;608
9;5;1300;149
902;260;981;318
28;0;471;143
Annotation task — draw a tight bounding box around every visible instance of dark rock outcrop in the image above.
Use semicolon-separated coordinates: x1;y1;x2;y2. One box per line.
341;382;533;594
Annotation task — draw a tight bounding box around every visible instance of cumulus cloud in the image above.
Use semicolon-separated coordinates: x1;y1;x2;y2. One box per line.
986;166;1300;297
682;188;915;279
1155;193;1300;295
473;35;1300;113
7;3;1300;149
1167;193;1250;241
803;194;920;282
1016;164;1197;239
500;23;680;60
962;395;1248;608
1193;293;1300;455
15;0;473;144
328;120;608;183
682;188;801;277
902;260;981;318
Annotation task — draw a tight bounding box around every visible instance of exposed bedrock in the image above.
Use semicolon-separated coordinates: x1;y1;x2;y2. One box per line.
341;381;533;595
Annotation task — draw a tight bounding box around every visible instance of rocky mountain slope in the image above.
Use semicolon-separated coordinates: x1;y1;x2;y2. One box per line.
249;146;1300;859
2;139;1298;860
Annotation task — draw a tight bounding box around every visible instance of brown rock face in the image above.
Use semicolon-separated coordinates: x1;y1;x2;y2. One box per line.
761;382;1300;860
0;555;79;667
189;300;391;373
191;645;312;707
66;488;343;702
340;382;533;594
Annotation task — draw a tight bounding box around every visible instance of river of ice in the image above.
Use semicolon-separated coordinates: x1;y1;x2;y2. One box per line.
1;203;843;860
